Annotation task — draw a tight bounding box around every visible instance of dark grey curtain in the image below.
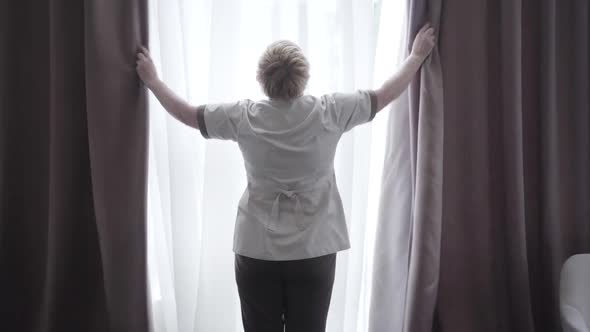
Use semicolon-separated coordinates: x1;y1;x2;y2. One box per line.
371;0;589;331
436;0;589;331
0;1;149;331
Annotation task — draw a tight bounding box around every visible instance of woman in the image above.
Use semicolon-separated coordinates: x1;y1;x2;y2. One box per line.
137;24;435;332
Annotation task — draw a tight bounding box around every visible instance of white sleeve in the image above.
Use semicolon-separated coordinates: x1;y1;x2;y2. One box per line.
196;100;251;141
320;90;377;133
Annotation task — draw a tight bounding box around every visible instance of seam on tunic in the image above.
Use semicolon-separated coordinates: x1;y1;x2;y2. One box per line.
368;90;378;121
234;100;250;140
196;105;209;139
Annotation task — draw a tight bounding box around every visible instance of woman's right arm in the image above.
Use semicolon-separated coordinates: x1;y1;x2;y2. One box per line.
374;24;437;112
136;47;200;129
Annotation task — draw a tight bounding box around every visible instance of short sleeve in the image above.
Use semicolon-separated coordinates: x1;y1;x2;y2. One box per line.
196;100;250;141
321;90;378;133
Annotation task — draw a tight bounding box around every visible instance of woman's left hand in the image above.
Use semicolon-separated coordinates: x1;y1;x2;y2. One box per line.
411;24;436;59
136;46;159;88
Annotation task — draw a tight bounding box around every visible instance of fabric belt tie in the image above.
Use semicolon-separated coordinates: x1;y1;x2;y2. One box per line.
268;188;305;232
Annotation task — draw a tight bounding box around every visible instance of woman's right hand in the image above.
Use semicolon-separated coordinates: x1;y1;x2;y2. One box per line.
411;24;436;59
136;46;159;88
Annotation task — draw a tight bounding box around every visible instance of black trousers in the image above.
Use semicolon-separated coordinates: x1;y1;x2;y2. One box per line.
234;253;337;332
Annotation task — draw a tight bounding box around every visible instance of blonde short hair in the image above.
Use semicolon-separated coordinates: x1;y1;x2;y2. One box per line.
256;40;310;100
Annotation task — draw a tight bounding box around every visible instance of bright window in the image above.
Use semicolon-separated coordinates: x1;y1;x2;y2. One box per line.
146;1;406;331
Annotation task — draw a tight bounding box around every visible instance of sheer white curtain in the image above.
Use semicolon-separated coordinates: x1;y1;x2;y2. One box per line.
146;0;405;331
368;0;411;330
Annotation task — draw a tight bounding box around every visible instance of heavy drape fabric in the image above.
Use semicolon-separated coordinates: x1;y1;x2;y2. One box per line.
0;2;150;331
369;0;444;331
370;0;590;331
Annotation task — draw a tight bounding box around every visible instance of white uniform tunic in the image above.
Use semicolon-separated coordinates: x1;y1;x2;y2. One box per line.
196;90;377;261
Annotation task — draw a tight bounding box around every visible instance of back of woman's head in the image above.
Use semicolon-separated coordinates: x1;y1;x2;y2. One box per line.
257;40;310;100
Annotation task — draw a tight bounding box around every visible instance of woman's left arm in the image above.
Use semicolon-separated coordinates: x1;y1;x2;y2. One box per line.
374;24;436;113
136;47;199;129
